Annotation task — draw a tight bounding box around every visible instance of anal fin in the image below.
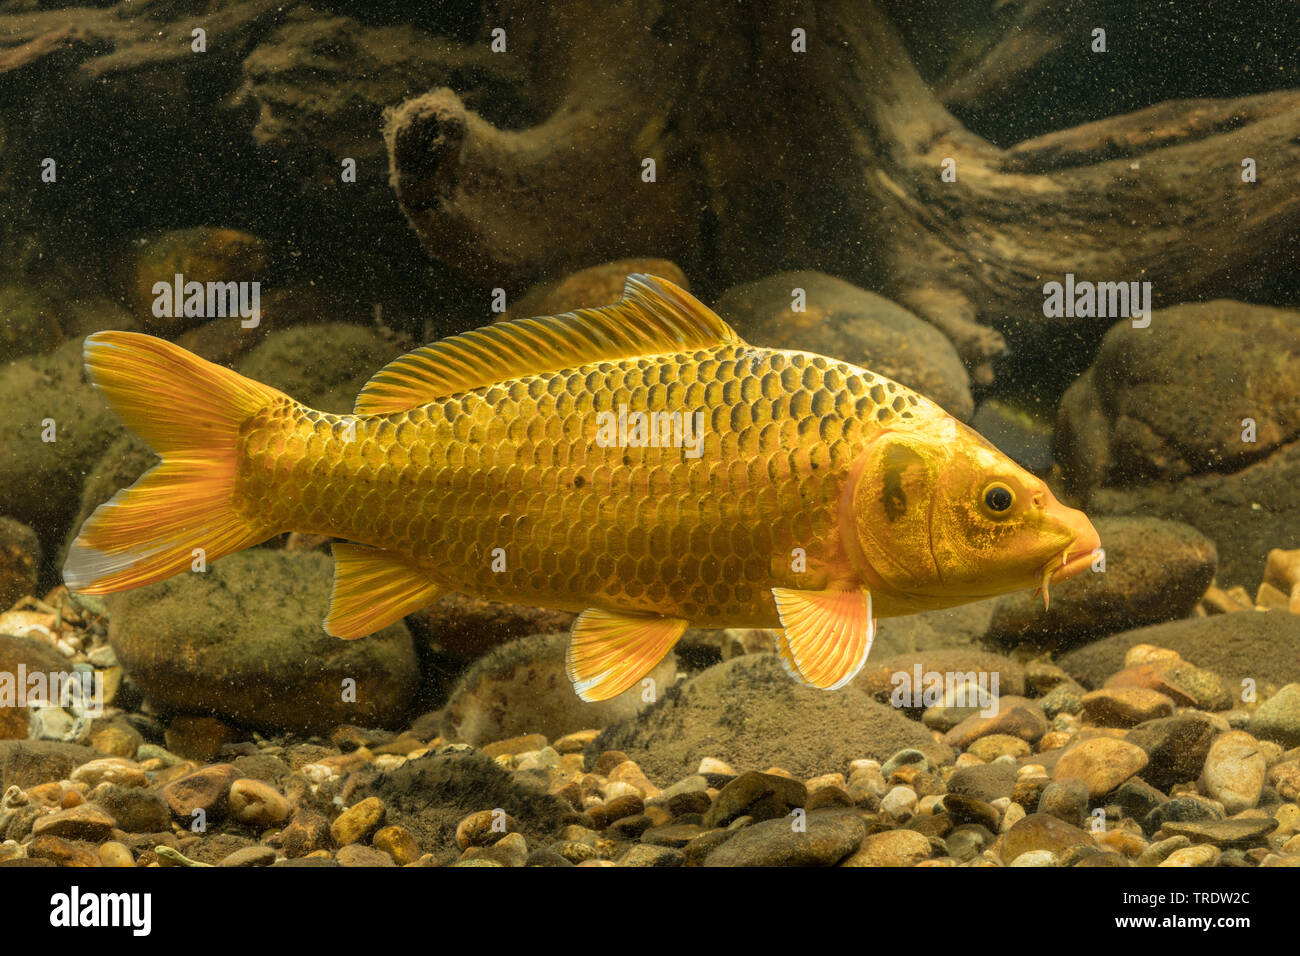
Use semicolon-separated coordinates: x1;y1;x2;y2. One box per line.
566;608;688;702
325;543;442;639
771;587;874;690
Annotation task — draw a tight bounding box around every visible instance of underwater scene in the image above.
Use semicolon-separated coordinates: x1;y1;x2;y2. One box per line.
1;0;1299;898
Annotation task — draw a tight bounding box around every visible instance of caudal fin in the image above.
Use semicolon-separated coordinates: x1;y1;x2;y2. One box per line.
63;332;289;594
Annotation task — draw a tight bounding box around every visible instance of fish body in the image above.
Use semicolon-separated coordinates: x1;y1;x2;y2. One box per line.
65;276;1099;700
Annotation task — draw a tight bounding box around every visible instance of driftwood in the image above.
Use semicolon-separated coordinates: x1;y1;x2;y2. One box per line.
1;0;1296;385
385;0;1300;383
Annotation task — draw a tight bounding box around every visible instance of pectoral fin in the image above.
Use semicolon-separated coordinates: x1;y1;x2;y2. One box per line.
771;587;874;690
325;544;442;639
566;608;688;702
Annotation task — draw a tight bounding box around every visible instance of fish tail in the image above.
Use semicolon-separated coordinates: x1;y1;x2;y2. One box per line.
63;331;286;594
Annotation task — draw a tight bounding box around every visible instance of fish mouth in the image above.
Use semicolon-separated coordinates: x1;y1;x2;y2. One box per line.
1050;546;1099;584
1034;527;1102;609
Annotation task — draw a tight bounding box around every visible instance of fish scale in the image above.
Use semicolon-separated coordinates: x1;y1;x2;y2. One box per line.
236;344;936;626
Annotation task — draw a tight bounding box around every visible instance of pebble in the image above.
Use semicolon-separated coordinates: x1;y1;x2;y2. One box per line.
373;825;420;865
337;844;397;867
697;757;737;776
98;841;135;867
1000;803;1026;833
1114;778;1168;821
703;809;865;867
1125;713;1217;790
280;811;333;858
948;762;1018;802
456;809;517;849
70;758;147;789
1268;761;1300;802
607;759;662;798
1009;849;1060;867
1251;684;1300;747
967;734;1031;761
945;824;993;861
218;845;277;867
91;784;169;833
880;786;919;820
1037;780;1091;827
588;793;644;829
1053;737;1148;797
1198;730;1266;814
1080;688;1175;727
553;730;600;754
28;834;102;867
617;844;684;867
1105;661;1230;711
1000;813;1097;862
841;828;932;867
1159;845;1221;867
162;763;238;820
228;778;291;827
943;794;1000;830
880;748;929;778
1160;818;1278;846
703;771;806;828
482;734;548;758
330;797;385;846
942;697;1049;750
1137;835;1191;865
1142;796;1223;836
602;780;644;801
31;803;116;841
87;724;142;760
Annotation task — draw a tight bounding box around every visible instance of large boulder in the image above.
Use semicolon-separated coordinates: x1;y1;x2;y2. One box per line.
1058;613;1300;694
0;340;123;553
235;323;403;414
1055;303;1300;587
714;271;974;420
107;549;419;733
438;631;674;746
983;517;1216;649
588;653;953;781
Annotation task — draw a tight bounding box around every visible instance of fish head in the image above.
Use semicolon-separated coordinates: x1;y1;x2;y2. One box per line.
848;417;1100;604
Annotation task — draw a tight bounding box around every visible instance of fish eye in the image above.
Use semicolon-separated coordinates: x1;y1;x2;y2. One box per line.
983;483;1014;514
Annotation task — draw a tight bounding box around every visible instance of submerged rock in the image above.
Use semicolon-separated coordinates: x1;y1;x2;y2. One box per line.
235;323;403;414
0;339;123;549
407;595;575;661
0;517;40;609
983;517;1216;649
122;227;269;331
107;549;419;733
438;631;674;747
1056;302;1300;587
0;284;63;362
0;635;72;740
714;271;974;421
504;258;691;320
1058;614;1300;692
589;654;952;781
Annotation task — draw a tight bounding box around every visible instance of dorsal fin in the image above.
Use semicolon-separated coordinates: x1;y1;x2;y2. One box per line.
354;274;745;415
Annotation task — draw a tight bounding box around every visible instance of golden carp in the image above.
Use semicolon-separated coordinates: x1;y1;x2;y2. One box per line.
64;275;1099;700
